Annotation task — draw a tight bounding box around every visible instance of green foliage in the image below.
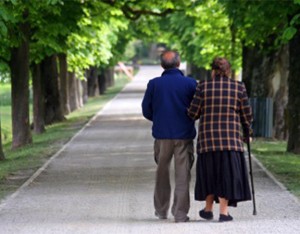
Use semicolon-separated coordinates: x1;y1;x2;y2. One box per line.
282;26;297;42
160;0;241;69
30;0;85;63
121;40;136;62
282;13;300;42
67;2;128;76
0;1;22;66
220;0;300;48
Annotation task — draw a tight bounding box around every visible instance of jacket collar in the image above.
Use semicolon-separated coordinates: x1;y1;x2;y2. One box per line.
161;68;184;76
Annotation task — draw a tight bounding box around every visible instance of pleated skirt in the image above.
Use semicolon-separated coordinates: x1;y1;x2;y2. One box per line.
195;151;251;207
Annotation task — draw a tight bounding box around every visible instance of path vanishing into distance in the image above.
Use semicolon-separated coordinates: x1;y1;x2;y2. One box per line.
0;66;299;234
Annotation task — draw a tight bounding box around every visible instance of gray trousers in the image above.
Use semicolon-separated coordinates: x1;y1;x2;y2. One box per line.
154;139;194;221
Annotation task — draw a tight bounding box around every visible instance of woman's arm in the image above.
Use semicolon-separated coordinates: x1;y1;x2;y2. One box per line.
239;83;253;138
187;83;202;120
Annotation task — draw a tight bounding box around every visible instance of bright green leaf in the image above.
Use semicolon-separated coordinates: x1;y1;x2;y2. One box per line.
290;13;300;25
282;26;297;41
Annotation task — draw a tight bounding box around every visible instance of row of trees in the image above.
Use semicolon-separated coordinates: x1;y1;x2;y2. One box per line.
122;0;300;153
0;0;197;160
1;0;300;158
0;0;130;159
155;0;300;153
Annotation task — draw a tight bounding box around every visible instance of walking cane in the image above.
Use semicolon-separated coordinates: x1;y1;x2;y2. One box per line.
247;138;257;215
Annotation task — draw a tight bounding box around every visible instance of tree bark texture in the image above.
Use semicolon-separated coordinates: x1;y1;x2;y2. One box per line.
9;13;32;148
76;78;83;108
186;63;210;81
273;45;289;140
242;44;289;139
42;55;65;124
87;66;99;97
98;68;107;95
58;53;70;115
68;72;80;112
105;67;115;87
32;62;45;134
230;24;237;80
242;45;275;98
81;79;88;104
287;31;300;153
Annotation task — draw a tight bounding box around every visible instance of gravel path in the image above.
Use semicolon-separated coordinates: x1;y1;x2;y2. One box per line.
0;66;299;234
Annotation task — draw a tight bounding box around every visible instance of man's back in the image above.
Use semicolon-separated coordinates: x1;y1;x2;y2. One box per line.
142;68;197;139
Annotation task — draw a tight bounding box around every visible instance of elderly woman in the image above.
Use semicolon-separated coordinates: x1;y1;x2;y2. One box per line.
188;57;253;222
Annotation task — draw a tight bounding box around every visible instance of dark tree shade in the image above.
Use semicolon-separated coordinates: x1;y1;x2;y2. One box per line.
9;11;32;148
32;62;46;134
287;30;300;153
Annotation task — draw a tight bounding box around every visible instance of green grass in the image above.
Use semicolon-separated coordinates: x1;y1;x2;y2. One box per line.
0;76;130;199
251;139;300;198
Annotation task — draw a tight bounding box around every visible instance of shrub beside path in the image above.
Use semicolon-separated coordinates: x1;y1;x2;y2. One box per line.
0;66;299;234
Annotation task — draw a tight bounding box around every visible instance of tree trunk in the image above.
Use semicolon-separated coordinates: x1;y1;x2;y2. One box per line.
98;68;107;95
0;119;5;160
68;72;80;112
287;30;300;153
32;62;45;134
9;11;32;148
42;55;65;124
106;67;115;87
87;66;99;97
186;63;210;80
242;45;274;98
273;45;289;140
58;53;70;115
76;78;83;108
81;78;88;104
243;43;289;140
148;43;158;61
230;24;236;80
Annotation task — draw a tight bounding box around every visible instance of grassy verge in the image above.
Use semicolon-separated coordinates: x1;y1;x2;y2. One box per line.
0;76;130;199
251;139;300;198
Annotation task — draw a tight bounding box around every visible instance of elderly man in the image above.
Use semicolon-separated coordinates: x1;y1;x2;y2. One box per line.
142;50;197;222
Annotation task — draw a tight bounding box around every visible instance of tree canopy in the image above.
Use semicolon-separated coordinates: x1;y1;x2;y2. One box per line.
1;0;300;152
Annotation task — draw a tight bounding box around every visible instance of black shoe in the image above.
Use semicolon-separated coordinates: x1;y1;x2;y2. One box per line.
199;209;213;220
219;214;233;222
155;211;167;219
175;216;190;223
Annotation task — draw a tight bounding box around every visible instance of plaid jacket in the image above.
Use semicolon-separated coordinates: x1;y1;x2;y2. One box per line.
188;76;253;154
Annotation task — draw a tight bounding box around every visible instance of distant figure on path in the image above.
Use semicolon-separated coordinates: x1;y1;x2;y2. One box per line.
142;50;197;222
188;57;253;222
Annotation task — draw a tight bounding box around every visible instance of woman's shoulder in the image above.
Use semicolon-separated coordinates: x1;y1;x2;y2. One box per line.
226;78;246;88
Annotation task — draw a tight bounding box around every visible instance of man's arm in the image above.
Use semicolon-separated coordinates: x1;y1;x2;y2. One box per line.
187;82;202;120
142;81;153;121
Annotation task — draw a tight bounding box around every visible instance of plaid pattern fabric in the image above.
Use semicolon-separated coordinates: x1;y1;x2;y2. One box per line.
188;76;253;154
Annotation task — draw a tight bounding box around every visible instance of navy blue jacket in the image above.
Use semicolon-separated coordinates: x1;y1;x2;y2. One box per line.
142;68;197;139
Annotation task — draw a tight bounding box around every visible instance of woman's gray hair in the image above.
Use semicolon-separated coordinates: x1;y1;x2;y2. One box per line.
160;50;180;69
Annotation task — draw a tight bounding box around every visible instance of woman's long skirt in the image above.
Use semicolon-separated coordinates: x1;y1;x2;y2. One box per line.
195;150;251;207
